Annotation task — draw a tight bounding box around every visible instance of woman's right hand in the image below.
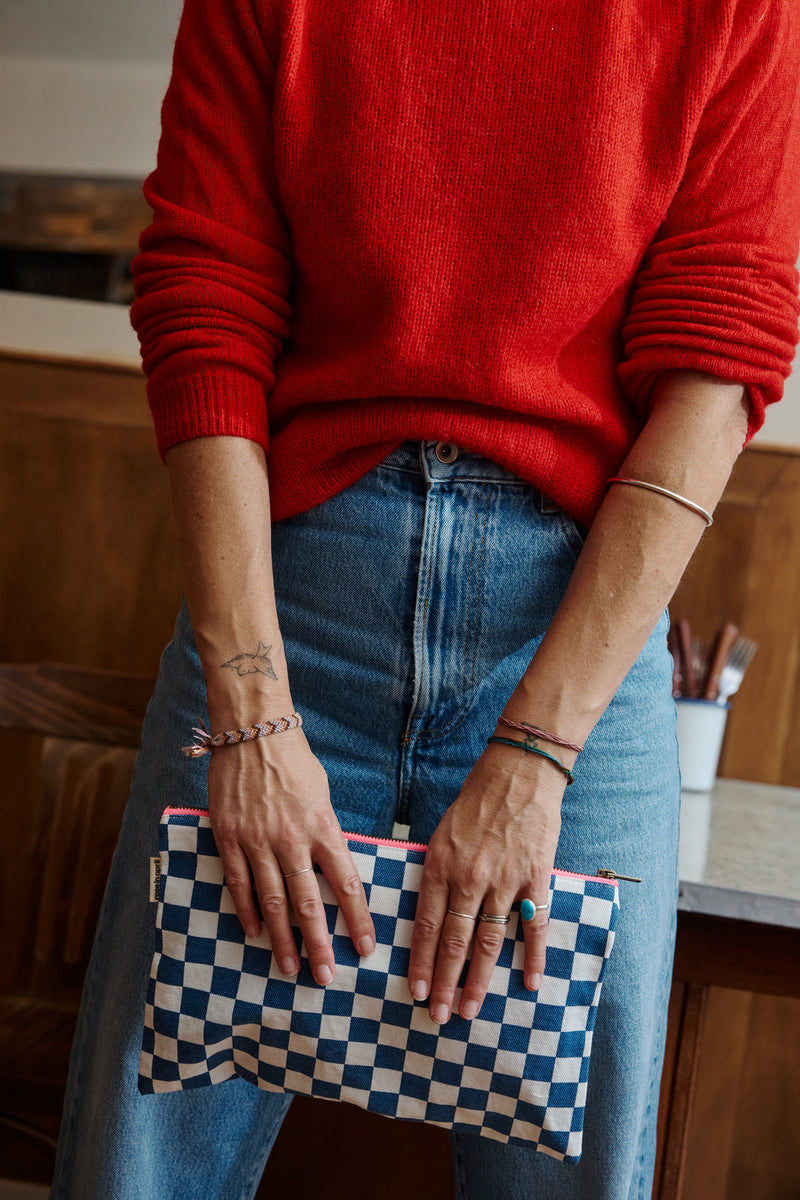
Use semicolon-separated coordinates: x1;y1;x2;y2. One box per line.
207;726;376;984
163;437;372;983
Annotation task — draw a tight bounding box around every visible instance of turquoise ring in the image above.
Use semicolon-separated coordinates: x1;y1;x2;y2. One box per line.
521;898;551;922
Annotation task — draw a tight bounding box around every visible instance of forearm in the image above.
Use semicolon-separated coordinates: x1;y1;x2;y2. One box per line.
165;436;293;725
501;371;750;744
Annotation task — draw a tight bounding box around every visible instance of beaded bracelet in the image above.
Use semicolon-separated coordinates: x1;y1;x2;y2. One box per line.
486;736;574;785
181;712;303;757
497;717;584;754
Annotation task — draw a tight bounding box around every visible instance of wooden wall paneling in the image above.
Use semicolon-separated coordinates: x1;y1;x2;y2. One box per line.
0;662;147;1121
672;463;760;634
0;662;155;745
725;993;800;1200
258;1095;454;1200
0;729;45;996
657;983;708;1200
677;987;753;1200
655;983;684;1191
0;731;136;1083
783;651;800;784
30;738;138;991
670;447;800;787
723;453;800;785
673;913;800;999
677;988;800;1200
0;356;182;677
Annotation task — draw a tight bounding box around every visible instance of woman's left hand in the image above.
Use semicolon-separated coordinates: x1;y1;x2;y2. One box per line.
407;738;569;1023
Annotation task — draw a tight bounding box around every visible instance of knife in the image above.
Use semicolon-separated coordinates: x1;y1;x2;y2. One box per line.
703;622;740;701
677;618;698;699
667;626;683;698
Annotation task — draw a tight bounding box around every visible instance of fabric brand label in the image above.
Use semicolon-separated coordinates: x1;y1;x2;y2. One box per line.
149;856;162;903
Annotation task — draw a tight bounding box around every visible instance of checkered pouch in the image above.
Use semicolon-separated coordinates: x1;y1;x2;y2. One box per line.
140;807;620;1162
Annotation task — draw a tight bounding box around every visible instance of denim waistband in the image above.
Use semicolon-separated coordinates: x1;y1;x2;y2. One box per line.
377;440;560;511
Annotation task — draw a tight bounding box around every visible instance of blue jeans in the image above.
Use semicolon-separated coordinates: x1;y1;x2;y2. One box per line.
51;441;680;1199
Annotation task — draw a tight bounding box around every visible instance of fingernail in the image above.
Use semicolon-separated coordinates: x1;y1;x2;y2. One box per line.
280;957;299;977
315;964;333;985
461;1000;479;1021
411;980;428;1001
246;925;260;940
358;935;376;957
527;972;542;992
521;899;535;922
431;1003;449;1024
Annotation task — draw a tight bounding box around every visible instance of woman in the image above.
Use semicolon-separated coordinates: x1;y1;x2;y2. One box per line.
52;0;800;1196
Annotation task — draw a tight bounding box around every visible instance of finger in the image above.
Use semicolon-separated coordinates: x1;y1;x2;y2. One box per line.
408;863;452;1006
457;896;513;1020
315;840;376;958
427;902;480;1024
520;894;551;991
250;858;302;978
282;867;337;986
215;836;263;941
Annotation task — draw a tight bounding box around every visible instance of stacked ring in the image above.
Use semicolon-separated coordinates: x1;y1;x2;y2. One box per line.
478;912;511;925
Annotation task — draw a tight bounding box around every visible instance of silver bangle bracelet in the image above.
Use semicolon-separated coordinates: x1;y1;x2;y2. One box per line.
607;477;713;528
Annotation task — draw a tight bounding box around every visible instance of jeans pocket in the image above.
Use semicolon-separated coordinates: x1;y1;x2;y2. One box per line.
556;511;590;561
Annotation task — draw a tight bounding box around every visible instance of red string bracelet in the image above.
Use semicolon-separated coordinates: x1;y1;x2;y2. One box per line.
497;717;584;754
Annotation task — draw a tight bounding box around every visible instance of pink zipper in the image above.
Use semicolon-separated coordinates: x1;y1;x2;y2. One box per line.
343;829;428;853
162;807;618;887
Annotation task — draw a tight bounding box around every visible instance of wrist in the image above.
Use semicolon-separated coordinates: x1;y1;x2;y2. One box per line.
206;692;297;728
497;680;600;754
483;737;572;798
487;729;579;778
201;638;294;726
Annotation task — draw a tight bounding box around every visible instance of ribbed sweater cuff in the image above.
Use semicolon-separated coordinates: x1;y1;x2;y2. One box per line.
617;352;788;442
147;368;270;460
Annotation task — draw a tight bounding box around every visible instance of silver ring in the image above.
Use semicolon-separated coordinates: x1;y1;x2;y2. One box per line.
282;866;315;879
478;912;511;925
521;897;551;922
447;908;478;921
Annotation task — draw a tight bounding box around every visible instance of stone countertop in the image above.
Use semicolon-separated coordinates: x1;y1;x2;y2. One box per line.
679;778;800;929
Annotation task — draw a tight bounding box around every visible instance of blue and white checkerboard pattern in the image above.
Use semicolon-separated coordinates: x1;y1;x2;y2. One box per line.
140;810;619;1162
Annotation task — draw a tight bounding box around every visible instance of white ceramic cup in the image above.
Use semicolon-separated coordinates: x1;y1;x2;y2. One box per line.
675;697;730;792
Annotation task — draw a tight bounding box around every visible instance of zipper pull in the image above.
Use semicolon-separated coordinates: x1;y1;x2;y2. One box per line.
597;867;642;883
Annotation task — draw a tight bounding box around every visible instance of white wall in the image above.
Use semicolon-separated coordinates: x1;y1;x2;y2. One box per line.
757;377;800;448
0;0;181;176
0;0;180;65
0;0;798;444
0;55;171;177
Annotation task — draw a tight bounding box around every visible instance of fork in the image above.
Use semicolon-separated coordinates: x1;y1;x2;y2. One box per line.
715;636;758;705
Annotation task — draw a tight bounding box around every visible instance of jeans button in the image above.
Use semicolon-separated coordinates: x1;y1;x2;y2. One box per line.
435;441;459;463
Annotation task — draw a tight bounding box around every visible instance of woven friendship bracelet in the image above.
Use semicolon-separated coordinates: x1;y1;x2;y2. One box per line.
181;713;303;758
487;736;575;785
497;717;584;754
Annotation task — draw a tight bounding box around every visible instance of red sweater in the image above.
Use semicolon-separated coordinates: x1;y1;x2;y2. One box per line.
131;0;800;526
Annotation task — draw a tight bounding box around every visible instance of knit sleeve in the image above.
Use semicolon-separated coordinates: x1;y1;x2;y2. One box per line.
617;0;800;439
129;0;292;459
